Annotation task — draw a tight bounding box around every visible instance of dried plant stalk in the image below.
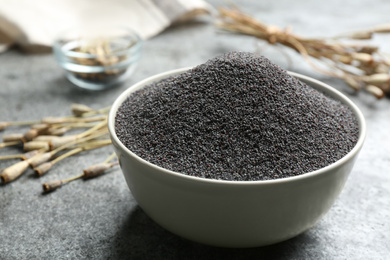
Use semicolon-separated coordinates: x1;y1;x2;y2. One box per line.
1;103;113;187
0;120;41;131
0;141;21;148
45;127;70;136
42;153;118;193
34;135;61;142
21;150;42;160
216;6;390;98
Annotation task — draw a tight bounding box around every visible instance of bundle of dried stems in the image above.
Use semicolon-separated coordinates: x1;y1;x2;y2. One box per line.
216;6;390;99
0;103;116;193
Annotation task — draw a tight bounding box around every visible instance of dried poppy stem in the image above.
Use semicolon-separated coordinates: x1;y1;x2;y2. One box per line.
216;6;390;98
34;139;112;176
103;152;117;163
0;154;24;160
36;122;98;137
75;139;112;150
28;151;55;168
76;118;107;139
0;120;41;131
30;137;111;169
34;147;83;176
42;173;84;193
30;123;50;133
42;153;118;192
23;120;108;152
80;106;111;118
48;127;108;151
0;151;39;161
48;119;107;149
41;115;106;125
33;135;61;142
45;127;70;136
55;122;98;129
0;141;21;149
1;103;112;186
0;150;40;161
2;133;24;143
1;136;111;183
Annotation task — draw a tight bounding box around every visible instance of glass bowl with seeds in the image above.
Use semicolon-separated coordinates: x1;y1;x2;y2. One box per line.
108;52;366;248
53;26;142;90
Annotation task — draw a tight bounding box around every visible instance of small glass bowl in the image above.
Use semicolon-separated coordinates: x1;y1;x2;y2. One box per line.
53;26;142;90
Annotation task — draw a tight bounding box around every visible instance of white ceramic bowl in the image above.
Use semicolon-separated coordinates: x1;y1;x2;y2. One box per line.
108;68;366;248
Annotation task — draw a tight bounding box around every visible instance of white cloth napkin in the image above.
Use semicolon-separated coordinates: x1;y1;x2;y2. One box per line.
0;0;211;53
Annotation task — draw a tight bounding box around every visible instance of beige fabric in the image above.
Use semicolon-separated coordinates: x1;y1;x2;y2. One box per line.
0;0;211;53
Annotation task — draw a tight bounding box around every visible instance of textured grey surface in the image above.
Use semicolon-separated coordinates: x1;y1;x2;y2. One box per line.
1;0;389;259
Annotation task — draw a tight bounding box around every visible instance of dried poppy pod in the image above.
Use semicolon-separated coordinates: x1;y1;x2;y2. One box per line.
351;52;373;63
41;117;70;125
362;73;390;84
33;135;60;142
0;151;48;183
365;85;385;99
30;124;50;134
23;129;39;142
2;133;24;143
42;180;64;192
83;162;114;179
46;127;70;136
28;152;52;168
71;104;93;117
0;160;30;183
34;162;53;176
21;150;41;160
24;141;50;151
372;23;390;33
49;135;78;150
0;122;11;131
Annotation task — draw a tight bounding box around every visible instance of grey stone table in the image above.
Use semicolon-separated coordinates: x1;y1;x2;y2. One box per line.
1;0;389;259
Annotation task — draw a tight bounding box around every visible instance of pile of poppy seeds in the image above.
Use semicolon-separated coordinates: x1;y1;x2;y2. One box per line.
115;52;359;181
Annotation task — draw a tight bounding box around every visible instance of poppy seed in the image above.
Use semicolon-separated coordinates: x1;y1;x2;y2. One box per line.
115;52;359;181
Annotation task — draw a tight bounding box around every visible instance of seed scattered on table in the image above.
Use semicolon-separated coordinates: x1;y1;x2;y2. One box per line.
115;52;359;181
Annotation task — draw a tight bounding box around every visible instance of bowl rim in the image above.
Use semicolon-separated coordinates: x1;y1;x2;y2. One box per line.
53;26;142;59
108;67;366;186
